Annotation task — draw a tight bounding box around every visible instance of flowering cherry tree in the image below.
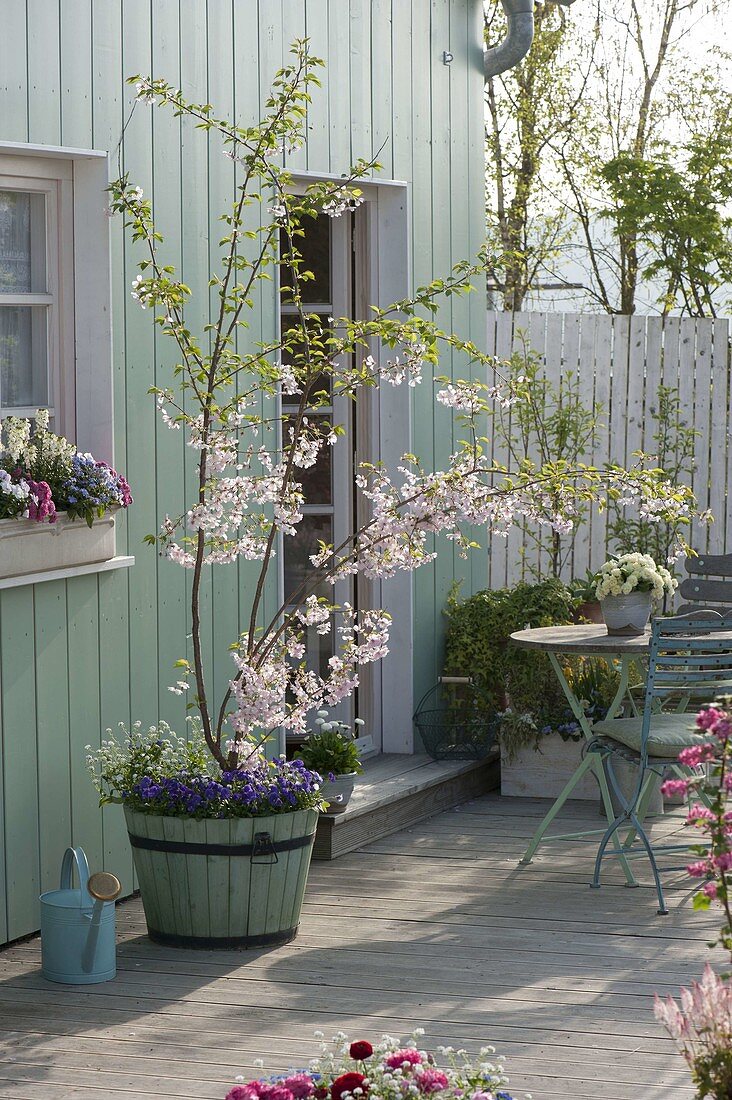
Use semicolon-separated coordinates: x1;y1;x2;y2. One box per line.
109;41;695;772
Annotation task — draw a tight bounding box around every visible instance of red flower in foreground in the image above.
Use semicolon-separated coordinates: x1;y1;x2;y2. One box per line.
349;1041;374;1061
331;1072;368;1100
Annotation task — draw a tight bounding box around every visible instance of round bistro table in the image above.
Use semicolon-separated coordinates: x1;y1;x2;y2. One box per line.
509;623;652;879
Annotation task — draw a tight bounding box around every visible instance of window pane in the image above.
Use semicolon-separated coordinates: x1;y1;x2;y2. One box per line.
0;191;46;293
0;306;48;408
280;314;332;403
284;414;332;505
283;514;333;603
280;215;331;303
304;620;333;680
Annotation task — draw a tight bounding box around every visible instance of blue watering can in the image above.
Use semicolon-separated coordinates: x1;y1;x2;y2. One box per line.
40;847;121;984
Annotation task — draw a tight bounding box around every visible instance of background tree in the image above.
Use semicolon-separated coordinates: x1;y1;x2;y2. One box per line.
486;0;731;315
484;0;598;311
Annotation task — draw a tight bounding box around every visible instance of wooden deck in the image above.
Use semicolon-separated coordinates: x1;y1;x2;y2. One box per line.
0;794;722;1100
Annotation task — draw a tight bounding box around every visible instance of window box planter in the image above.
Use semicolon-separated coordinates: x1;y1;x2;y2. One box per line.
0;508;117;581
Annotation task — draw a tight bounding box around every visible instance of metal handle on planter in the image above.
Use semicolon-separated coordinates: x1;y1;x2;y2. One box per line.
59;847;90;904
251;832;278;865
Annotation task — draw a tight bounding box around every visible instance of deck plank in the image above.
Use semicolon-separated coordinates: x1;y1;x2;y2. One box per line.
0;793;719;1099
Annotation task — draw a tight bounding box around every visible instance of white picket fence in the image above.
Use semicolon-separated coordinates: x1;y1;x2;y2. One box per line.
485;311;732;590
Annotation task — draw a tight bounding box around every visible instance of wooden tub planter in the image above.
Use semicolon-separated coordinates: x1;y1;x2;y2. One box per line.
0;509;117;580
124;807;319;948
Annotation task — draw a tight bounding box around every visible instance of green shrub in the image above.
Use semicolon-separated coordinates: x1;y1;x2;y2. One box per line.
296;726;363;777
443;580;631;758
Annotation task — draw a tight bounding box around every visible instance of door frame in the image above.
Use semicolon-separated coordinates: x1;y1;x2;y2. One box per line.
286;172;414;754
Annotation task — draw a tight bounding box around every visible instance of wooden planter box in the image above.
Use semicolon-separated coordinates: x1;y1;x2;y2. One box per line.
125;806;319;948
501;733;599;801
501;733;664;814
0;510;117;580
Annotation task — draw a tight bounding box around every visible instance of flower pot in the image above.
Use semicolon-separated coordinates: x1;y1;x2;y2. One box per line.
574;599;604;625
0;509;117;580
600;592;652;636
124;806;318;948
321;772;358;814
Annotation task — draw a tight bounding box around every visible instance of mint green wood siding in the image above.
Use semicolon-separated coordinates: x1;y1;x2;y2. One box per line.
0;0;486;942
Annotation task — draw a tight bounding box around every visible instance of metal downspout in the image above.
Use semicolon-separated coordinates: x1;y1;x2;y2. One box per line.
484;0;577;81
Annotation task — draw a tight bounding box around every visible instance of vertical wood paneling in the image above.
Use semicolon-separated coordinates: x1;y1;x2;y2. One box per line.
430;0;454;670
304;0;330;171
98;570;134;893
27;0;60;144
60;0;93;148
370;0;393;176
0;588;38;939
152;0;187;730
33;581;72;895
327;0;351;170
67;575;103;875
349;0;372;164
0;1;28;142
0;0;487;939
409;1;436;706
122;1;160;731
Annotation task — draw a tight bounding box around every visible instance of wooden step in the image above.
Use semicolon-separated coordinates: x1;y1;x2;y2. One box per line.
312;751;500;860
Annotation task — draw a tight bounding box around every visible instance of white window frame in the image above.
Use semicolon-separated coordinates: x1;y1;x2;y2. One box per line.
0;141;114;461
0;160;75;434
284;174;414;754
0;142;132;590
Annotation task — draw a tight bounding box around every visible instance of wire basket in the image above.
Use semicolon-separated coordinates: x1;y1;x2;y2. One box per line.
413;676;499;762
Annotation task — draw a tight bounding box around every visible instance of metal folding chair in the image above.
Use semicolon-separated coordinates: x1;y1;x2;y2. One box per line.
588;610;731;915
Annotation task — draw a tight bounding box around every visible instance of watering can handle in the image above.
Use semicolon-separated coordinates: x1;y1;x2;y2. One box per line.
59;847;90;900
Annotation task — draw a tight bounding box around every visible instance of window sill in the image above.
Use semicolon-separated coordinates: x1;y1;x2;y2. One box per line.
0;555;135;591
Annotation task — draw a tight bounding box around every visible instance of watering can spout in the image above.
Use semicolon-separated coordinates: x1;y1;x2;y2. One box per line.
82;872;122;973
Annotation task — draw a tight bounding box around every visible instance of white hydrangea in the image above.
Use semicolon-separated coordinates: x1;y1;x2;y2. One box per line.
594;552;678;602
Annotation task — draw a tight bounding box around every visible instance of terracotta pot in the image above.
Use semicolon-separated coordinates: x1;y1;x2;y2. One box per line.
574;599;604;625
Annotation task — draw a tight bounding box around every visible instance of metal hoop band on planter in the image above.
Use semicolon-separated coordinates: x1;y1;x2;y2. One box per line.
124;806;319;949
127;830;315;862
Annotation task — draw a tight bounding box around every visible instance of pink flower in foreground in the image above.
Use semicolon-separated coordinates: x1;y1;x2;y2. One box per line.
678;742;717;768
654;965;732;1072
384;1049;423;1071
259;1088;296;1100
282;1077;315;1099
661;778;690;798
696;706;723;731
414;1068;449;1093
227;1089;261;1100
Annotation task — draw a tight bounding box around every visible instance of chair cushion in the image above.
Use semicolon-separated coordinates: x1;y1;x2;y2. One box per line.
591;713;703;758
